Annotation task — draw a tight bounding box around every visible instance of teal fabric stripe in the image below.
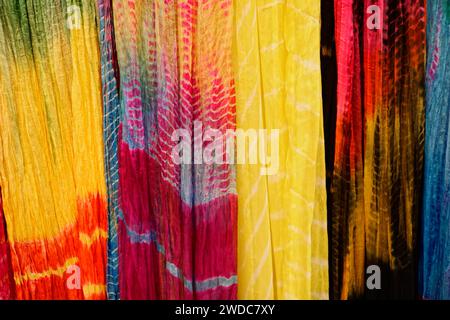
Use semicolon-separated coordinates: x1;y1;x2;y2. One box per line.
98;0;121;300
420;0;450;300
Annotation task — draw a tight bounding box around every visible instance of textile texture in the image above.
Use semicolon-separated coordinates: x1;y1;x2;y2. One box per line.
0;189;14;299
101;0;238;299
420;0;450;300
331;0;425;299
0;0;107;299
234;0;329;300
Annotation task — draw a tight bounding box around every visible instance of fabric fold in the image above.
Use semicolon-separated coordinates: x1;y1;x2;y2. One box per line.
330;0;425;299
420;0;450;300
101;0;237;299
0;0;107;299
234;0;329;300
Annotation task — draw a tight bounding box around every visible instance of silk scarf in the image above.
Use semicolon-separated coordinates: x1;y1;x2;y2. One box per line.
234;0;329;300
331;0;425;299
0;0;107;299
100;0;237;299
420;0;450;300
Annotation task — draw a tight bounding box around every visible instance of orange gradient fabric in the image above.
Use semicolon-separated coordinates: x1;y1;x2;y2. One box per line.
0;1;107;299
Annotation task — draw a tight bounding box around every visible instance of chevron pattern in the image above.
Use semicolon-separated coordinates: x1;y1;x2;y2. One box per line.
97;0;121;300
102;0;237;299
330;0;425;299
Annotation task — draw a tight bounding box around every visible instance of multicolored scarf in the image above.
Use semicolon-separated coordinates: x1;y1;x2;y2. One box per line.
100;0;237;299
330;0;425;299
0;0;107;299
420;0;450;300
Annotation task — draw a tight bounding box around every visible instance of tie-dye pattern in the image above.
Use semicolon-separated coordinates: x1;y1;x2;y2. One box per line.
420;0;450;300
331;0;425;299
97;0;121;300
1;0;449;302
0;0;107;299
100;0;237;299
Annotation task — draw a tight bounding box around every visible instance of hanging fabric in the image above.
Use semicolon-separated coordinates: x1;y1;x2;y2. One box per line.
234;0;329;299
100;0;238;299
420;0;450;300
0;0;108;299
97;0;121;300
330;0;425;299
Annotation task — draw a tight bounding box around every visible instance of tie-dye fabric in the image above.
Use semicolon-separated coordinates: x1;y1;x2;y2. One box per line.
331;0;425;299
234;0;329;300
1;0;449;302
97;0;121;300
100;0;237;299
0;189;14;299
420;0;450;300
0;0;107;299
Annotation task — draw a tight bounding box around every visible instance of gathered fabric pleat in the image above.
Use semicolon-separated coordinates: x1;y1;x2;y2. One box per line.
234;0;329;300
420;0;450;300
0;0;108;299
100;0;237;300
330;0;425;299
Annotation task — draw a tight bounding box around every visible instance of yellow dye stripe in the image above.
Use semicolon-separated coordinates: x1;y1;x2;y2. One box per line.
79;228;108;247
82;283;106;298
14;257;78;285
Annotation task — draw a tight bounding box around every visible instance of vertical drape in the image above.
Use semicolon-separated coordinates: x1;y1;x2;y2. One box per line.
0;0;107;299
97;0;121;300
420;0;450;300
331;0;366;299
101;0;237;299
0;0;444;301
331;0;425;299
234;0;329;299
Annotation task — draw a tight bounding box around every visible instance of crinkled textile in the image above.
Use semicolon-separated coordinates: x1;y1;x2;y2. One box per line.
99;0;237;299
330;0;425;299
0;0;108;299
234;0;329;300
420;0;450;300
